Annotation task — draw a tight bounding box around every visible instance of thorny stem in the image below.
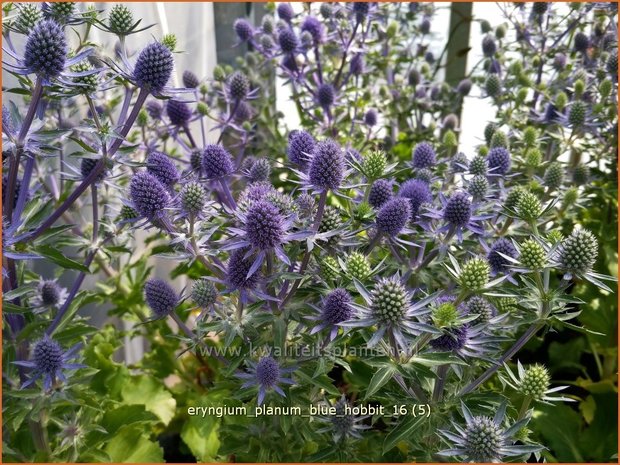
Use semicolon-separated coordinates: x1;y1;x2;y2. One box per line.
91;184;99;242
216;100;240;145
518;395;532;421
219;178;237;210
432;365;449;403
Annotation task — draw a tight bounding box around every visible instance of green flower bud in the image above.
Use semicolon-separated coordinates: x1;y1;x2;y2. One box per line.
523;127;538;147
496;297;517;313
478;145;489;157
520;239;546;270
572;164;589;185
137;109;148;127
181;181;208;216
495;24;506;39
470;155;488;176
197;102;209;116
465;297;494;323
71;62;98;95
161;34;177;51
346;252;371;281
459;258;490;292
432;302;458;327
600;78;613;99
516;87;529;103
387;20;399;38
555;91;568;111
517;191;542;221
562;187;579;209
480;19;492;33
559;228;598;273
371;277;408;324
321;256;340;281
17;3;41;31
519;364;550;399
108;4;134;35
191;278;217;308
543;162;564;190
574;79;585;98
568;101;587;127
119;205;139;221
362;150;387;179
525;148;542;168
213;65;226;81
485;74;501;97
355;201;373;220
490;130;508;148
505;186;526;210
319;206;343;233
443;130;457;148
510;61;523;76
547;230;564;244
469;175;489;200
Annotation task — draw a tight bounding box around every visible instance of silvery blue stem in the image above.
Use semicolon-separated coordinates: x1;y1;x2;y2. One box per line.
219;179;237;210
11;153;35;224
216;100;240;145
117;86;133;128
334;21;360;90
91;184;99;241
17;77;43;145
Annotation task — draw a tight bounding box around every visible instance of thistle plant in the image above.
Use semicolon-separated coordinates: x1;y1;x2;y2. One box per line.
2;3;617;463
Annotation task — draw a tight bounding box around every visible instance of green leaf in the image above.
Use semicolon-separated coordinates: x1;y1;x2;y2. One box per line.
121;375;176;426
365;365;396;400
181;414;221;462
104;425;164;463
101;405;158;437
34;245;91;273
410;352;469;367
383;414;425;453
295;370;340;396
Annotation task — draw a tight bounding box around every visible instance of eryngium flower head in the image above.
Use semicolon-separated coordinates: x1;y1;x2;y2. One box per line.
129;171;171;219
573;31;590;52
248;158;271;183
227;248;260;290
146;100;163;119
369;179;394;209
412;142;436;168
234;18;253;42
485;74;501;96
71;61;98;94
80;158;107;183
37;280;63;307
516;191;542;221
352;2;370;22
319;206;342;233
430;326;468;351
108;4;134;35
543;162;564;189
320;256;339;281
519;364;550;399
320;2;334;18
464;416;503;461
376;197;410;236
607;54;618;76
33;337;63;375
362;150;387;179
488;238;518;274
144;278;178;318
166;99;192;126
147;151;180;186
457;78;472;96
287;130;316;169
371;277;407;324
572;164;590;185
133;42;174;92
308;139;345;191
451;152;469;172
346;252;371;281
321;288;354;325
202;144;234;179
486;147;511;175
465;296;495;323
278;28;298;53
228;71;250;101
444;192;472;227
245;200;285;250
520;239;546;270
301;16;323;44
16;3;41;32
459;258;490;291
399;179;431;220
553;52;567;70
317;83;335;108
532;2;549;14
468;175;489;199
181;181;207;216
256;356;280;387
364;109;378;127
482;35;497;57
558;228;598;274
568;101;587;127
277;3;294;22
191;278;217;308
24;20;67;80
408;68;421;86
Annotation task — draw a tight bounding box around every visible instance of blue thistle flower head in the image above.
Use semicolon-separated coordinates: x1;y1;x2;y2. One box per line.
369;179;394;209
234;18;254;42
398;179;432;220
278;28;298;54
245;200;285;250
376;197;411;236
301;16;323;44
288;130;316;169
574;31;590;53
80;158;107;183
129;171;171;220
228;71;250;102
364;109;378;127
482;34;497;57
182;70;200;88
146;151;180;186
308;139;345;191
146;100;163;119
133;42;174;93
457;78;472;96
277;3;294;22
166;99;192;126
144;278;178;318
202;144;234;179
24;19;68;80
237;355;294;405
412;142;436;168
227;248;261;291
443;191;471;227
256;356;280;387
488;238;518;274
321;288;354;325
486;147;511;175
430;325;469;351
350;53;365;75
33;337;63;375
317;83;335;108
352;2;370;22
